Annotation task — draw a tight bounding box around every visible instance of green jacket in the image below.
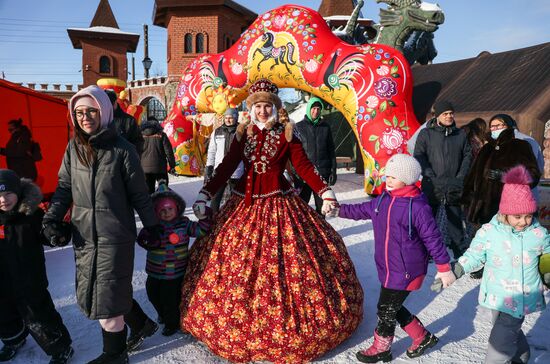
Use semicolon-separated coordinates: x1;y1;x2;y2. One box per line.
46;127;157;319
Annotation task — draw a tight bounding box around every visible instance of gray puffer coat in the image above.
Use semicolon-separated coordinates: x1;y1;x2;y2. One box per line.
45;127;157;319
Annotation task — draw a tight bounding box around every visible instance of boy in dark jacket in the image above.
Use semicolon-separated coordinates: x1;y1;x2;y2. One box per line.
140;118;177;193
294;97;337;214
137;181;212;336
335;154;454;363
0;169;73;363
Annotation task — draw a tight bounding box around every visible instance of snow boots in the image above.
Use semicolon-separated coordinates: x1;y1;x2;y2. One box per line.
0;338;25;362
126;318;158;352
87;327;128;364
49;345;74;364
402;316;439;358
356;331;393;363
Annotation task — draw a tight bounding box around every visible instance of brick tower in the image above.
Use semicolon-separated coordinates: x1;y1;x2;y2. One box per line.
67;0;139;87
153;0;257;81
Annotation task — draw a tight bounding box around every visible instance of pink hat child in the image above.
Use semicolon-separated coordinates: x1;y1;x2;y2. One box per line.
499;165;537;215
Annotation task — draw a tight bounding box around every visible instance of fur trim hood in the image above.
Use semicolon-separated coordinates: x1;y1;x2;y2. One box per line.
17;178;43;215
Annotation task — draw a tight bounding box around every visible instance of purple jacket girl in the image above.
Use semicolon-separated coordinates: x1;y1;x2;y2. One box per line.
340;185;451;290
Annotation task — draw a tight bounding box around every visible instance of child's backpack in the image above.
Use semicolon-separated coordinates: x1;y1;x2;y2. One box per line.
30;140;43;161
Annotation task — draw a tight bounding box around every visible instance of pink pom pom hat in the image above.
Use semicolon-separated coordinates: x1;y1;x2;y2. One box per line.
499;165;537;215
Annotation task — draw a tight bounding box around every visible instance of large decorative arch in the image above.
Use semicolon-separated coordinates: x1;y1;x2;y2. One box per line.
164;5;420;194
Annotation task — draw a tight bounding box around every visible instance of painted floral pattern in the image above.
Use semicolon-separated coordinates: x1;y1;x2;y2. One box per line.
374;77;398;99
181;194;364;363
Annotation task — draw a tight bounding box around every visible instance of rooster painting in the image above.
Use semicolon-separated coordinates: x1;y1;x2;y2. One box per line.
322;50;365;92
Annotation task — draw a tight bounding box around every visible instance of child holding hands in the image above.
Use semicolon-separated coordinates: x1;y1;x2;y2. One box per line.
433;165;550;364
336;154;455;363
137;181;212;336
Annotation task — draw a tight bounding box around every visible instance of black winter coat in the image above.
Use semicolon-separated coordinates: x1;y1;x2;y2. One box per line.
414;118;472;206
140;122;176;174
0;127;37;181
0;179;48;305
112;107;144;155
462;128;540;224
294;117;336;178
45;127;158;319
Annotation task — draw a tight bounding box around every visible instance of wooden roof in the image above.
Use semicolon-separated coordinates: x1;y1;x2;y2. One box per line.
90;0;119;28
318;0;356;17
412;42;550;131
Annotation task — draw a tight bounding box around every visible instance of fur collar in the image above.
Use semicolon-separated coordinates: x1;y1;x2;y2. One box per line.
17;179;42;215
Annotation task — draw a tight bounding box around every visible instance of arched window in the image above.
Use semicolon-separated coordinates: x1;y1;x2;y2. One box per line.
196;33;204;53
184;33;192;53
99;56;110;73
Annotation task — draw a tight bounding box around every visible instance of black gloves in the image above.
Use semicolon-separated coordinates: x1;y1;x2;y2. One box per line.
430;262;465;292
42;221;72;247
328;173;337;186
487;169;503;181
137;224;163;250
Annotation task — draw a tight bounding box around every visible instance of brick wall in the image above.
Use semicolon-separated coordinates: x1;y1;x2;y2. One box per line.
166;7;254;79
80;40;129;87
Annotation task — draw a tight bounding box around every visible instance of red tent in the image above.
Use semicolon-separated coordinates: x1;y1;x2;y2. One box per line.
0;79;71;197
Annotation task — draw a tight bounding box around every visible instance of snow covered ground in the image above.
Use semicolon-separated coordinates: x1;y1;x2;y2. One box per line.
12;170;550;363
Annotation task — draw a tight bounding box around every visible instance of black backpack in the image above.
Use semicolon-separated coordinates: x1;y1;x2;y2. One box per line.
30;140;43;161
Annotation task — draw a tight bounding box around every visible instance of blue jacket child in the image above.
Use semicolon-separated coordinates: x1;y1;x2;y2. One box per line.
435;165;550;364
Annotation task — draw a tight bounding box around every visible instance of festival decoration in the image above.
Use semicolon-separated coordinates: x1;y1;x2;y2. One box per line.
166;5;420;193
96;78;145;123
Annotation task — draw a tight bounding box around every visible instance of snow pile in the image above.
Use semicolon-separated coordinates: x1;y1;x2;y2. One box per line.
15;171;550;363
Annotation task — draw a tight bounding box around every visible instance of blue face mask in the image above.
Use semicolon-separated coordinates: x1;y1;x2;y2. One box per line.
491;129;505;139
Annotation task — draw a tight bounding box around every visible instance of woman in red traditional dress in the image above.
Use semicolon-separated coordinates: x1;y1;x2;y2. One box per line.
182;79;364;363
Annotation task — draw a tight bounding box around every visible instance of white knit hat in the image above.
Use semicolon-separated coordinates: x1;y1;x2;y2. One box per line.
385;154;422;186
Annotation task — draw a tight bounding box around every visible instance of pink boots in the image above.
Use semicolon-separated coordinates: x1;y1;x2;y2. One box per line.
356;331;393;363
402;316;439;358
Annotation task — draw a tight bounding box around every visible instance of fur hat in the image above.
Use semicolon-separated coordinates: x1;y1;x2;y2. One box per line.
151;180;186;216
246;79;282;110
433;100;454;118
0;169;21;197
499;165;537;215
384;154;422;186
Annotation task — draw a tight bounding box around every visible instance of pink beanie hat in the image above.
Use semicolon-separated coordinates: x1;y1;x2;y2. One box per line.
499;165;537;215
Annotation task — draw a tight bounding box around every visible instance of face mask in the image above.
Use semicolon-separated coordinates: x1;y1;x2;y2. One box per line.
491;129;505;139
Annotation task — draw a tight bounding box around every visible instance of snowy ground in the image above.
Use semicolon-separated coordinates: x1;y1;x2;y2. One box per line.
13;170;550;363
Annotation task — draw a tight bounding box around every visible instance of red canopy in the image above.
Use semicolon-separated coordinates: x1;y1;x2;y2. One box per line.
0;79;70;197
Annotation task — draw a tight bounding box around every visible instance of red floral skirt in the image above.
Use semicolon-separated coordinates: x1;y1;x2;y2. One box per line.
181;193;364;363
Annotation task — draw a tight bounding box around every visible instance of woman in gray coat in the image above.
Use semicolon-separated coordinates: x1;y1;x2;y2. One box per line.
42;85;160;364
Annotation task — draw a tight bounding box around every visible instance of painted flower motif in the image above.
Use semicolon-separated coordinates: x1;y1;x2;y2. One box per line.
177;84;186;99
304;59;319;73
366;95;379;108
163;121;174;137
262;13;270;19
181;96;190;107
263;20;272;27
180;154;190;163
374;77;398;99
379;127;405;155
273;15;286;28
231;62;243;75
189;155;199;174
376;65;390;76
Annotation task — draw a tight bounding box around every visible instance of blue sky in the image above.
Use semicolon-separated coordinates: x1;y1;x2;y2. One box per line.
0;0;549;86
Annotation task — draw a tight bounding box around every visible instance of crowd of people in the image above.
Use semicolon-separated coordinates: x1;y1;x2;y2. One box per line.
0;80;549;364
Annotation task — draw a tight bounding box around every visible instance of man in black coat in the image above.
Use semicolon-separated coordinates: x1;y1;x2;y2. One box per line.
414;101;472;259
294;97;337;215
105;90;144;155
